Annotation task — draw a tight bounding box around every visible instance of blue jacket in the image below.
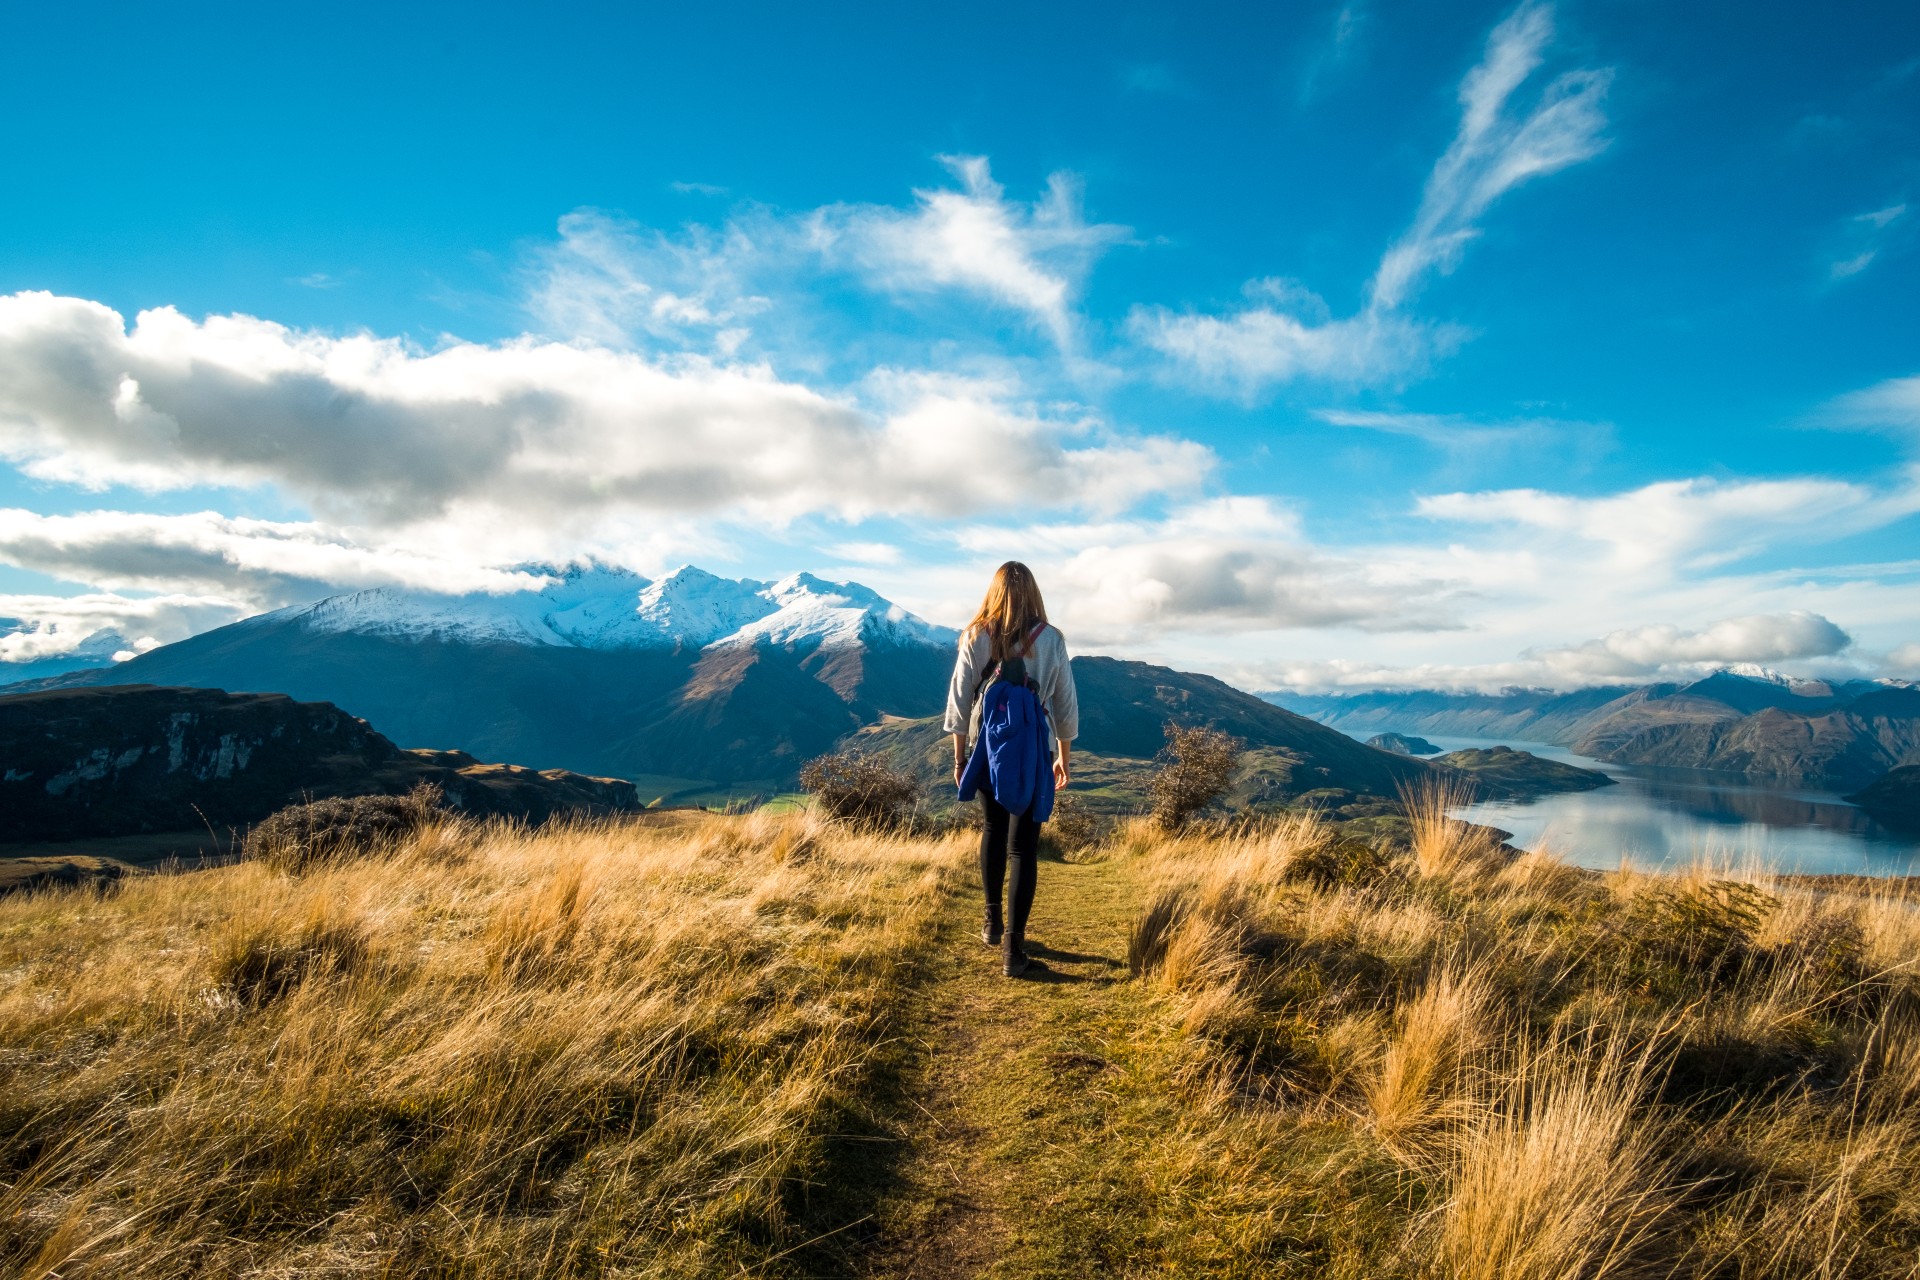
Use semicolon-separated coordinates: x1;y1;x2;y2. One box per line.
957;677;1056;821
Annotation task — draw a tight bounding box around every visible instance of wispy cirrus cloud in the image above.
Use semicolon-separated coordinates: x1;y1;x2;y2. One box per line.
808;155;1129;350
1416;473;1920;573
1368;1;1611;310
1136;1;1610;394
1827;201;1909;281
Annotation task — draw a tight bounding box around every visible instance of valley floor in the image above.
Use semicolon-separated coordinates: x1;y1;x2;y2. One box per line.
7;810;1920;1277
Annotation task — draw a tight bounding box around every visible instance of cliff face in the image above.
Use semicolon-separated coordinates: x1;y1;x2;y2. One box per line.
0;685;639;842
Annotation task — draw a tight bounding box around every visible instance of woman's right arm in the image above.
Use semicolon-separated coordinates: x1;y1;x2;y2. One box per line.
944;628;983;786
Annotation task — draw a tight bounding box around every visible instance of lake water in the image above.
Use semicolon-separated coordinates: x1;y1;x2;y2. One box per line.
1400;735;1920;877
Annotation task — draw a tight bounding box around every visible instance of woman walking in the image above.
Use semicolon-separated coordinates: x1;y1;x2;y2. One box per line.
944;561;1079;977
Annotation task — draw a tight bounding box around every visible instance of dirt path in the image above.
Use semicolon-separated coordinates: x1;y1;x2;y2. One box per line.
859;849;1147;1279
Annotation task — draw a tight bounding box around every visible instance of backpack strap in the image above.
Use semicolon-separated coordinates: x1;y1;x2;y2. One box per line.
969;621;1049;706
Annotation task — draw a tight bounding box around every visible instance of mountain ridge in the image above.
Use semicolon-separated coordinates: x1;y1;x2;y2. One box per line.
1270;669;1920;790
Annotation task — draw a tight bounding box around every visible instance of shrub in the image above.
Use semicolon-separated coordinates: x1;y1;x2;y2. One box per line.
245;782;446;873
1147;723;1244;831
799;749;921;828
1046;792;1109;855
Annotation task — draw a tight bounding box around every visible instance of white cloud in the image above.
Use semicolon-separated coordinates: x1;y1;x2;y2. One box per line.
1369;1;1610;310
0;592;250;665
824;541;902;566
0;508;546;604
1299;1;1367;103
809;156;1128;349
0;292;1206;540
1829;372;1920;435
1828;202;1908;281
1129;291;1452;392
1525;611;1852;678
1256;612;1852;691
1139;1;1609;394
526;209;767;351
952;497;1460;644
1416;474;1920;574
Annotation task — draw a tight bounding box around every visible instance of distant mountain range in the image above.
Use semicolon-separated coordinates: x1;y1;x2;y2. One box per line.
4;567;959;787
12;567;1458;805
1270;666;1920;791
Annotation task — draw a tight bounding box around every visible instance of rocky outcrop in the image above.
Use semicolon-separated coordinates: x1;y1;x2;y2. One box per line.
1848;766;1920;830
0;685;639;842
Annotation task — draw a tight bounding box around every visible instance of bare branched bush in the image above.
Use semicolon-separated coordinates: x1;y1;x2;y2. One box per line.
1046;793;1109;856
1148;723;1244;831
244;781;446;873
799;749;921;828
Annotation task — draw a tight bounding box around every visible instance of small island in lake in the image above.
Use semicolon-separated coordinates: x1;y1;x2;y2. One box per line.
1368;732;1443;756
1436;744;1616;800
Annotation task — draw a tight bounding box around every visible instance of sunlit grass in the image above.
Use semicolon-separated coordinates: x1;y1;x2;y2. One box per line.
0;810;961;1278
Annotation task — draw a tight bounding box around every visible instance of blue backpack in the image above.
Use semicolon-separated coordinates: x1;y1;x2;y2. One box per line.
957;622;1056;821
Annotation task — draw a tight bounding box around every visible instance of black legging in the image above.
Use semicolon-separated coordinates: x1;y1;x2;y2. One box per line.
980;793;1039;941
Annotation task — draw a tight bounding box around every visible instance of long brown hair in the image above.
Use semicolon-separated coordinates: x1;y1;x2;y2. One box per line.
967;561;1049;664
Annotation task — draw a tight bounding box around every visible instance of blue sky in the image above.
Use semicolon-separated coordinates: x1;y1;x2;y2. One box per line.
1;0;1917;689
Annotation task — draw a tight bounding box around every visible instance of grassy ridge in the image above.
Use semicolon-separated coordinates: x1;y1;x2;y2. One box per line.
5;807;1920;1276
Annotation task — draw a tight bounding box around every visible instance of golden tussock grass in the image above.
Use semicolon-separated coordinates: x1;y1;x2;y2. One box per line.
1121;805;1920;1277
0;809;961;1279
8;797;1920;1278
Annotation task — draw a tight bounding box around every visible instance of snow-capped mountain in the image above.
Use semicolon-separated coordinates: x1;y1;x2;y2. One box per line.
17;565;961;785
1715;663;1836;697
250;565;957;652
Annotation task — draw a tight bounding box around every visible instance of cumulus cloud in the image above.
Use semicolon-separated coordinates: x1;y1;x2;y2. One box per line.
1137;1;1609;394
809;156;1128;349
0;592;250;665
954;497;1459;643
0;292;1206;537
0;509;547;605
1525;611;1852;678
1258;612;1852;692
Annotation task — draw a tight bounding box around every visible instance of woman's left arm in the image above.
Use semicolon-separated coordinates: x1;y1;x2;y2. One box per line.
1044;629;1079;787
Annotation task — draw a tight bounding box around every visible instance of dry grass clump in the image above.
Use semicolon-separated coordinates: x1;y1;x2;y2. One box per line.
244;780;448;873
1148;723;1245;831
798;748;921;828
1120;808;1920;1276
0;808;959;1278
1402;776;1507;879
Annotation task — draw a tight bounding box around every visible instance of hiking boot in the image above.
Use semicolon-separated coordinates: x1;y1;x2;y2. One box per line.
982;918;1003;947
1002;934;1029;978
